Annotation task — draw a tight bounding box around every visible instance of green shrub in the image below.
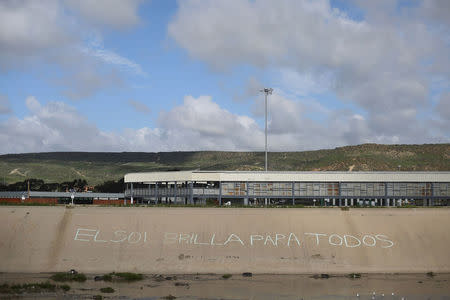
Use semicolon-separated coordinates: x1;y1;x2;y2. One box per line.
0;282;69;294
60;284;70;292
102;274;112;281
50;272;86;282
348;273;361;278
100;287;115;293
110;272;143;281
222;274;232;279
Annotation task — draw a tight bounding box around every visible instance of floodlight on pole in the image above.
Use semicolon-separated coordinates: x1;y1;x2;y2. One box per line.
260;88;273;172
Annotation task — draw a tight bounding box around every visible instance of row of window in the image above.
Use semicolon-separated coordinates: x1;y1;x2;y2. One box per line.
221;182;450;197
128;182;450;198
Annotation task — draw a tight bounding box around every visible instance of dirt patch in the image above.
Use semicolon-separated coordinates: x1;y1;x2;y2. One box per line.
8;168;27;177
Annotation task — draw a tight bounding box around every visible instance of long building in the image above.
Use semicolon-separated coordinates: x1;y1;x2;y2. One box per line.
124;171;450;206
0;191;124;205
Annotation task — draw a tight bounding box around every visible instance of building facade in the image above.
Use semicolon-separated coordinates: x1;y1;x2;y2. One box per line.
124;171;450;206
0;191;124;205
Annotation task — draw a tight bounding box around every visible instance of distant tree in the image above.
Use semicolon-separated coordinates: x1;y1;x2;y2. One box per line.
0;181;7;191
59;179;87;192
5;179;29;191
39;182;60;192
94;178;124;193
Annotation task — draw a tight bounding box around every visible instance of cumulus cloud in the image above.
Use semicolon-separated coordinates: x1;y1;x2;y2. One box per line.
158;96;263;150
0;97;119;153
64;0;142;29
0;0;145;99
3;94;444;154
169;0;449;146
0;0;70;70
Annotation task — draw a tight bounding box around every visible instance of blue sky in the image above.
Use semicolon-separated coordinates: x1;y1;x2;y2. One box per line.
0;0;449;154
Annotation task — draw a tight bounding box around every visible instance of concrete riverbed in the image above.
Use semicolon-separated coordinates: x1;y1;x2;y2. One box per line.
0;272;449;299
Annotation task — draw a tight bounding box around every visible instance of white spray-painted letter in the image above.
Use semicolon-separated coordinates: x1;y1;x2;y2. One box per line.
328;234;343;246
74;228;97;242
224;233;244;246
344;235;361;248
110;230;127;243
305;233;327;245
250;235;264;246
375;234;394;248
362;235;376;247
287;233;301;247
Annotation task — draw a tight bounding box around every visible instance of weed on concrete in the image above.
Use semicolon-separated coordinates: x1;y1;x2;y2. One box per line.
100;287;115;293
107;272;144;282
50;272;87;282
0;282;70;294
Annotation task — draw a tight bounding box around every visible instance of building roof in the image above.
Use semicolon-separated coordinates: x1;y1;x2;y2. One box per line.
124;171;450;183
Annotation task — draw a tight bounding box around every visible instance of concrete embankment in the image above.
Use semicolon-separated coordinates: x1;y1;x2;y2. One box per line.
1;206;449;274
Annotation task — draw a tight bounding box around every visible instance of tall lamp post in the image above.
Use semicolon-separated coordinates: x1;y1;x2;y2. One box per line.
260;88;273;172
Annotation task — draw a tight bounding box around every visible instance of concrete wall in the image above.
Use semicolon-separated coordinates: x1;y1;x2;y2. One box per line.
92;199;123;205
1;206;449;274
0;197;58;204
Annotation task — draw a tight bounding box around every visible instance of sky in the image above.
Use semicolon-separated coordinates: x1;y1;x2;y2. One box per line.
0;0;449;154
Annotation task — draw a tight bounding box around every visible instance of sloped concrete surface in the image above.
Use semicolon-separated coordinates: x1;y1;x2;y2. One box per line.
1;206;449;274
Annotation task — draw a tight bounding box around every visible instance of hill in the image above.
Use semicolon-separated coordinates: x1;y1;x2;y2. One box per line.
0;143;449;185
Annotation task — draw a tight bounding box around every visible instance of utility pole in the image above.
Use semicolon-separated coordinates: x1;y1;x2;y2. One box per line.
260;88;273;172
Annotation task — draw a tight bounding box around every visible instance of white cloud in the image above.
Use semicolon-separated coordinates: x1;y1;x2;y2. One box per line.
25;96;41;112
3;94;446;155
0;0;70;70
0;0;145;99
64;0;142;29
159;96;263;150
0;97;118;153
81;46;146;76
168;0;449;146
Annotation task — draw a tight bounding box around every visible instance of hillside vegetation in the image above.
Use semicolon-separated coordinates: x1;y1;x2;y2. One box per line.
0;144;448;185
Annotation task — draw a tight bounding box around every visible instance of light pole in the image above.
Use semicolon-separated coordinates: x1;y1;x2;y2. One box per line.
260;88;273;172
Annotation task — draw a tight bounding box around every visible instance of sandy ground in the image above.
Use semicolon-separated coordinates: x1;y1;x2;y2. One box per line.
0;272;449;299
